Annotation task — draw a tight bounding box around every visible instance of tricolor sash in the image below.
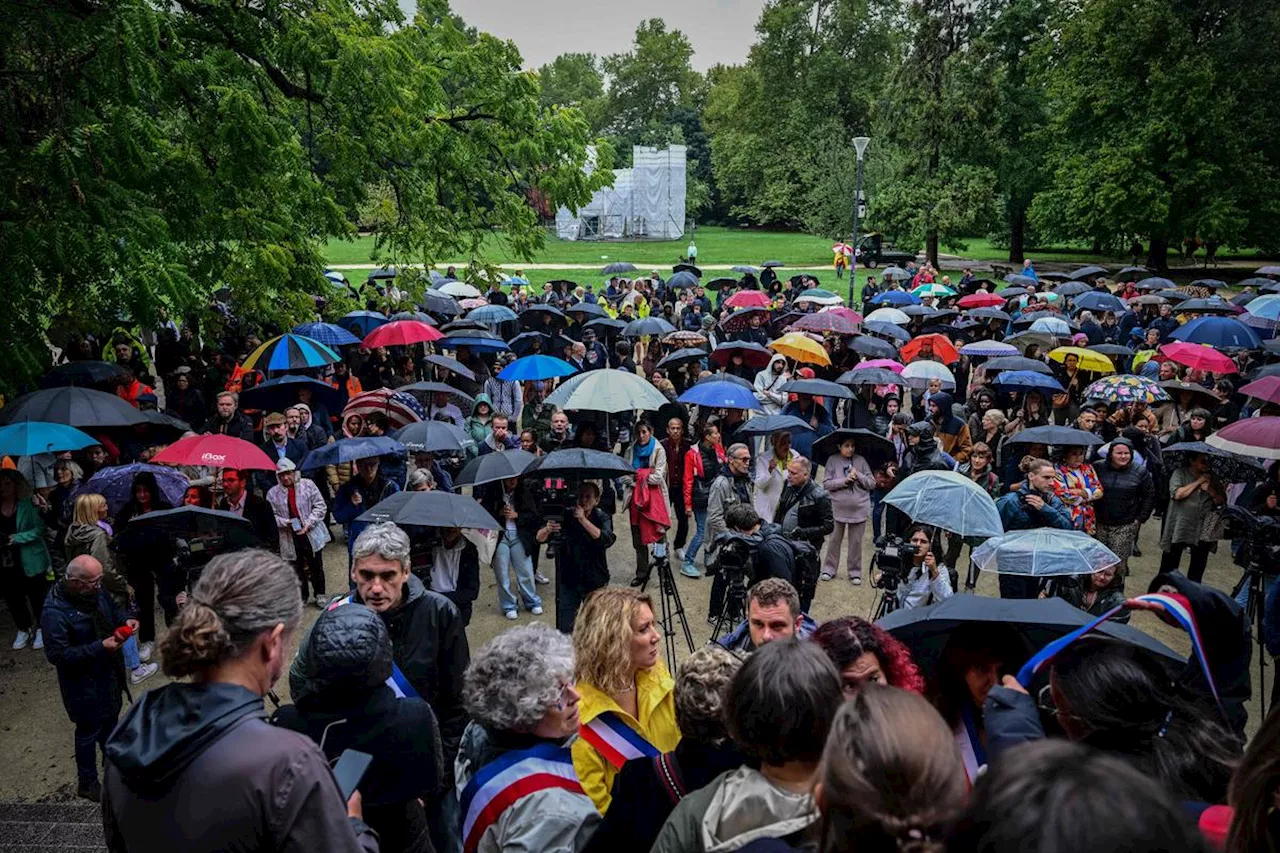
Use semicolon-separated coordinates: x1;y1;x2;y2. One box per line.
955;701;987;785
459;742;583;853
579;710;660;768
327;595;422;700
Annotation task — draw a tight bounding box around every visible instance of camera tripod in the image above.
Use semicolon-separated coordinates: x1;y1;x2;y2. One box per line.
640;547;695;669
709;569;748;646
1230;566;1271;718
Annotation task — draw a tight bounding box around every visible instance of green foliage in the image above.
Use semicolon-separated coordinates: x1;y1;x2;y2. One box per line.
536;52;607;131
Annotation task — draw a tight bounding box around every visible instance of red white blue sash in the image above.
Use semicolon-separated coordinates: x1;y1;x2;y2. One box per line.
954;701;987;785
459;742;583;853
327;595;421;700
579;710;660;769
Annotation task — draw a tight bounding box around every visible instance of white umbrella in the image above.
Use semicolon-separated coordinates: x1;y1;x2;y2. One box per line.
881;266;912;281
971;529;1120;577
439;281;482;298
901;360;956;390
1029;316;1072;336
883;470;1003;538
543;369;667;414
865;307;910;325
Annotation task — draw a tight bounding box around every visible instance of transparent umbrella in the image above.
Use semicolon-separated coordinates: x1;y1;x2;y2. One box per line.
971;529;1120;577
883;471;1003;537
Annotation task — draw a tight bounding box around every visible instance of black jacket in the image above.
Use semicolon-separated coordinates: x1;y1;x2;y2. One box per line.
200;410;254;443
1094;457;1155;526
900;437;952;479
40;583;129;723
773;478;834;548
256;437;310;492
215;492;277;552
753;522;799;586
558;507;616;594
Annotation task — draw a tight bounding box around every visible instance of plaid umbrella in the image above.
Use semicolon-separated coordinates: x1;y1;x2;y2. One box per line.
241;334;341;373
1082;374;1170;404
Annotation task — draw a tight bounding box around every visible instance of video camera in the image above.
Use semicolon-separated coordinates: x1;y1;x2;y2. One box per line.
870;534;912;591
536;475;578;524
708;531;756;581
1224;505;1280;576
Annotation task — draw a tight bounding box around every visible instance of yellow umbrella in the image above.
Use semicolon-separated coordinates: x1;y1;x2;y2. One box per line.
1048;346;1115;373
768;332;831;366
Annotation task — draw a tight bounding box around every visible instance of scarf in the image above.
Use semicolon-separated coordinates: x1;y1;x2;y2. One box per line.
632;435;657;470
64;583;115;642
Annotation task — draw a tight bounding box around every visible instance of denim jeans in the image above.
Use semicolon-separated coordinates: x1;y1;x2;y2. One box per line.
74;697;121;787
493;530;541;614
871;488;887;540
1235;570;1277;616
685;508;708;567
122;635;140;670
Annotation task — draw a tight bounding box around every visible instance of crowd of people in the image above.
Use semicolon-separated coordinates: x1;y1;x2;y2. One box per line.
6;257;1280;852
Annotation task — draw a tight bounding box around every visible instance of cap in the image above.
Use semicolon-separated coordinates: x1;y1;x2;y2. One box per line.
264;412;287;426
276;457;297;473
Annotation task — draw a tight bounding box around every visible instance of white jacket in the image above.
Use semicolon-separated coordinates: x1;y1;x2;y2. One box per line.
266;478;331;561
753;355;791;414
753;446;798;524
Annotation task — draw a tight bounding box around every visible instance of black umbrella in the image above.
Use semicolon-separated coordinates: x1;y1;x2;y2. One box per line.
398;381;475;409
1163;442;1264;484
1158;380;1221;407
673;263;702;278
420;289;460;316
524;448;633;480
1154;290;1189;304
1087;344;1134;356
1053;282;1090;297
422;354;476;381
42;361;127;388
1189;278;1227;290
732;265;760;275
602;262;638;275
394;420;472;454
778;378;854;399
813;428;896;467
1177;298;1237;314
966;307;1012;322
693;372;754;391
710;342;773;369
520;304;567;330
584;317;627;335
1006;425;1104;446
0;386;147;427
705;277;738;291
123;506;264;552
1067;265;1109;281
656;348;710;370
667;270;700;290
849;336;899;359
983;355;1054;375
440;319;491;333
239;375;343;413
456;449;538;487
1135;277;1176;291
734;414;814;437
623;317;677;338
359;491;500;530
863;321;912;343
138;410;192;440
1231;292;1259;308
565;302;607;320
762;260;785;268
838;367;905;387
391;310;437;325
546;279;579;290
1117;265;1148;279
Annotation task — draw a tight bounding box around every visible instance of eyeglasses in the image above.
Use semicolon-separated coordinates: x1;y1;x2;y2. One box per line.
1036;684;1083;721
555;681;577;710
74;575;103;589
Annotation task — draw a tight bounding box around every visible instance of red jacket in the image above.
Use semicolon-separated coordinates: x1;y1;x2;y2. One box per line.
683;443;725;509
630;468;671;545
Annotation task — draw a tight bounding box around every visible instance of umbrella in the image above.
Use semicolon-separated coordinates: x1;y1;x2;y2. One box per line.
420;290;461;316
1258;266;1280;276
358;491;500;530
673;262;702;277
1005;331;1059;354
545;370;668;413
0;386;147;427
812;428;895;467
1159;343;1237;374
1163;441;1264;484
1156;289;1190;304
912;283;957;299
1047;347;1115;374
958;293;1008;309
901;334;960;365
394;420;472;454
864;307;910;325
734;415;815;438
1053;282;1091;298
1087;344;1134;357
362;320;444;348
849;336;900;359
238;376;343;413
300;436;406;470
499;355;577;382
900;361;956;390
41;361;127;388
1238;375;1280;405
725;290;773;310
663;330;710;348
972;529;1120;576
719;307;772;333
1158;380;1222;408
1189;278;1227;290
795;288;844;306
710;341;773;369
778;379;854;400
769;333;831;366
1206;417;1280;460
863;321;912;343
467;305;519;325
762;260;785;268
1066;265;1108;281
678;380;762;411
439;333;511;353
337;311;390;337
524;448;635;481
1081;374;1168;405
991;370;1065;394
1128;294;1168;307
83;463;188;516
341;389;427;435
983;355;1053;375
152;434;276;470
881;266;912;281
125;504;264;551
1006;425;1103;446
390;311;438;325
398;382;475;410
959;341;1019;357
583;317;627;335
565;302;607;321
520;304;568;330
138;410;191;440
1135;277;1177;291
656;348;710;371
790;312;860;335
241;334;342;374
421;354;475;381
883;470;1003;537
502;275;530;287
1117;266;1148;279
439;281;482;299
870;291;922;307
668;270;701;290
878;595;1181;678
855;359;906;373
1072;292;1125;314
456;449;538;488
1244;295;1280;321
1028;316;1073;336
1238;277;1276;290
705;277;739;291
1004;274;1038;288
731;266;759;275
292;322;362;347
838;367;905;387
1178;298;1238;315
623;317;677;338
0;422;97;456
1171;317;1261;350
601;262;638;274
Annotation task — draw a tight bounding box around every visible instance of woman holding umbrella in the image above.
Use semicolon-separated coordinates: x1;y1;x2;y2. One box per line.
1160;452;1225;582
114;471;175;657
1053;445;1103;534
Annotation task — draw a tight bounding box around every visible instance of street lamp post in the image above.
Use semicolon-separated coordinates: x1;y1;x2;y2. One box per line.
849;136;870;308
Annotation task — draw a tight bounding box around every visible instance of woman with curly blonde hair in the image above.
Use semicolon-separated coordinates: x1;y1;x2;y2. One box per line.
571;586;681;814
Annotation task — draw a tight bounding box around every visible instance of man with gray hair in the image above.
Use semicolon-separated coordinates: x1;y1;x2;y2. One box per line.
773;456;833;612
296;521;470;853
705;442;754;562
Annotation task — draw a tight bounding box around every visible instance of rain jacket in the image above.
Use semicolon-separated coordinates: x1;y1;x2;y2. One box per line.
928;392;973;463
64;521;127;605
103;682;378;853
821;452;875;524
780;399;833;462
996;482;1074;532
752;355;790;415
650;766;821;853
41;582;128;724
1094;442;1155;527
753;447;798;523
455;724;600;853
8;497;51;579
572;662;680;815
463;392;495;455
706;470;753;558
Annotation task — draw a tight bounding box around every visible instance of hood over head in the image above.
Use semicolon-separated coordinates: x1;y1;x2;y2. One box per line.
469;391;493;417
292;603;393;708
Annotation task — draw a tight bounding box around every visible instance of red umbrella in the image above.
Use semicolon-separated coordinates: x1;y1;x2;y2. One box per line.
958;292;1007;309
150;434;276;471
725;290;773;310
1159;342;1237;375
1237;375;1280;405
900;333;960;365
361;320;444;349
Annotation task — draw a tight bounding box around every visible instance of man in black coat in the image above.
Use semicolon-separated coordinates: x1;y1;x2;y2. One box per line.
216;468;278;551
535;481;617;632
200;391;254;443
257;411;309;492
773;456;835;611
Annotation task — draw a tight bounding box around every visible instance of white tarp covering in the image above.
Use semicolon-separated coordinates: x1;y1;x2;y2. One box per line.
555;145;686;241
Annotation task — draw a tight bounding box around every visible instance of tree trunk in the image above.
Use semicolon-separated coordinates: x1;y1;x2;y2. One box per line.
1090;236;1102;255
1007;204;1026;264
927;228;939;269
1147;236;1169;271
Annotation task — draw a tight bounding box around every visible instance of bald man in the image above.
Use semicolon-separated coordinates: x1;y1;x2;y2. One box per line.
41;555;136;801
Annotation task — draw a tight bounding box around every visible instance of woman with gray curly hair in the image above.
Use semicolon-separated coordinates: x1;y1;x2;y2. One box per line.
455;623;600;853
584;646;745;853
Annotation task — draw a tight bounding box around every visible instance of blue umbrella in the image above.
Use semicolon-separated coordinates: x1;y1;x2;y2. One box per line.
734;414;814;437
1004;274;1039;288
678;380;763;411
1028;316;1073;336
300;436;406;471
439;334;511;353
883;470;1003;537
972;529;1120;577
991;370;1065;394
1170;316;1262;350
503;275;530;286
0;422;97;456
337;311;389;337
238;375;343;413
467;305;519;325
870;291;922;307
81;463;189;516
1072;292;1125;314
668;270;700;290
499;355;577;382
293;322;361;347
864;321;912;342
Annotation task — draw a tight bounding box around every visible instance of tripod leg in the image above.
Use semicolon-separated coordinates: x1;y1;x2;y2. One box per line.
1252;573;1268;719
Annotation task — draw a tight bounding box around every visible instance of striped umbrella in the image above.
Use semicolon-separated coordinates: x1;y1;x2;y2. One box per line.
241;334;341;373
340;389;427;437
293;322;362;347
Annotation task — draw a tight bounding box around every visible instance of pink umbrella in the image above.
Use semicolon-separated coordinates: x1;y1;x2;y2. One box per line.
151;434;276;471
1238;376;1280;406
1158;343;1237;374
1206;416;1280;460
725;290;773;310
855;359;905;374
819;306;864;323
791;312;860;335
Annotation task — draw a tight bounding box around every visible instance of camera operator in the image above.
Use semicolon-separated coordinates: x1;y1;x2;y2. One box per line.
536;481;616;633
772;457;834;612
724;504;796;586
895;525;954;610
705;443;754;560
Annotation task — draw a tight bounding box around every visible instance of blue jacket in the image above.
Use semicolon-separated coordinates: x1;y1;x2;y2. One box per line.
781;400;834;461
41;582;129;723
996;482;1074;531
334;476;402;556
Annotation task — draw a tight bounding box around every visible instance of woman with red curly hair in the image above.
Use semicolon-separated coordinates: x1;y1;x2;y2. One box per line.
811;615;925;697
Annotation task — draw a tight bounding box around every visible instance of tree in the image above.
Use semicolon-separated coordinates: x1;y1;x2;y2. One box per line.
538;53;607;130
600;19;702;144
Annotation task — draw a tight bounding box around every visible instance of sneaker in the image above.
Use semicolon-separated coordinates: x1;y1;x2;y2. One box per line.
138;642;154;662
819;572;835;582
680;563;701;578
32;629;44;650
850;577;862;586
130;662;159;685
76;780;103;803
534;573;550;585
530;605;544;616
630;574;649;588
11;630;30;650
674;547;685;562
504;611;518;621
312;594;328;609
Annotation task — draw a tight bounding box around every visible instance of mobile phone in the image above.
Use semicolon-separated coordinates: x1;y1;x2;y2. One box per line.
332;749;373;801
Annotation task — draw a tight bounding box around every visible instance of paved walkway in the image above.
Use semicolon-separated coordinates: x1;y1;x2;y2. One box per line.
0;801;104;852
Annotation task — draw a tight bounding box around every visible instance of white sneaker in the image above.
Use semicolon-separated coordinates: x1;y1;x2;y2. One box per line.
312;594;328;609
130;662;159;685
504;611;518;621
138;642;153;662
675;547;685;562
530;606;544;616
11;630;30;650
32;629;43;650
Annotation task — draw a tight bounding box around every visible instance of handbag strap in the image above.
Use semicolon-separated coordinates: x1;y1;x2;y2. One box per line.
653;752;687;806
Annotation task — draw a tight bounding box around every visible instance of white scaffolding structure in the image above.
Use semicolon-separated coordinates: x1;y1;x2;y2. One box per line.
555;145;686;241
